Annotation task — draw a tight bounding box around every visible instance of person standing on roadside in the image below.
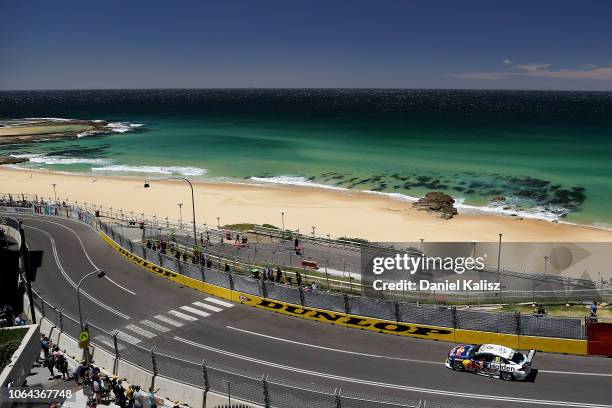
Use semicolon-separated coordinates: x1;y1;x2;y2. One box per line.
590;300;598;321
147;387;160;408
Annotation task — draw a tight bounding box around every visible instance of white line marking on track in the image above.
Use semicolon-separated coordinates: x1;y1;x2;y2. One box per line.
154;314;184;327
25;225;130;320
226;326;612;378
226;326;440;364
125;324;156;338
115;330;141;344
173;336;612;408
180;305;211;318
92;335;124;350
204;297;233;308
140;319;170;333
168;310;198;321
538;369;612;377
193;301;222;313
23;217;135;295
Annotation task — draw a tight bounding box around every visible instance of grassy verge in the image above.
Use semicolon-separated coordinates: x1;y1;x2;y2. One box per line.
1;328;28;370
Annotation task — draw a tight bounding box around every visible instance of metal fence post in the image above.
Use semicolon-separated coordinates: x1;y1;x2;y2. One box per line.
334;388;342;408
142;245;147;260
112;331;120;358
202;360;210;393
262;374;270;408
40;296;46;318
299;287;305;306
150;346;158;387
200;263;206;282
228;273;235;290
394;300;401;322
451;306;458;329
58;308;64;331
515;312;522;335
343;294;350;315
260;280;267;298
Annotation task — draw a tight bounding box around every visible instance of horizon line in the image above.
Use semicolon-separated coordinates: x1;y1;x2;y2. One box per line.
1;87;612;93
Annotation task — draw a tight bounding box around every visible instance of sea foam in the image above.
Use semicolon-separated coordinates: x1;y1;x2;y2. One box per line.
249;175;567;222
92;165;207;176
10;153;112;165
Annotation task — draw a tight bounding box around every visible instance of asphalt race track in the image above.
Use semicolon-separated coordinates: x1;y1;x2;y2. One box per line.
13;213;612;408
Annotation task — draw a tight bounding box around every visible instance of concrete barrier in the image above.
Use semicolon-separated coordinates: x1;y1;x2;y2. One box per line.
204;390;263;408
116;359;154;389
154;376;206;408
57;332;85;362
90;346;117;374
454;329;519;349
39;317;56;339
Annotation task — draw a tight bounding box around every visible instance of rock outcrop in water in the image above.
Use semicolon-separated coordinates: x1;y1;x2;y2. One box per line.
413;191;458;219
0;156;28;165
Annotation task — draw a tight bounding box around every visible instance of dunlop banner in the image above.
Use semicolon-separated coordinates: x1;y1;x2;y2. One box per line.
235;292;455;341
100;232;178;280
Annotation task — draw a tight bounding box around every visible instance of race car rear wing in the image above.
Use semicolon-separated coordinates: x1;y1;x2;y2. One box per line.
526;349;536;363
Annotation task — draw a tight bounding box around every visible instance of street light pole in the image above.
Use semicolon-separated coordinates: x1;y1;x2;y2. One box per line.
76;269;107;329
544;255;550;274
280;211;285;240
144;177;198;247
52;183;57;204
497;233;503;284
178;203;183;226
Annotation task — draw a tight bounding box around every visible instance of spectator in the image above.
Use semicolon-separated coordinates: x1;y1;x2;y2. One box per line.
56;353;69;380
133;386;144;408
147;387;160;408
182;252;188;262
14;315;26;326
224;263;230;272
45;351;56;380
126;385;135;408
275;267;282;283
91;373;102;404
113;379;126;408
74;361;87;385
41;336;50;359
590;300;598;319
294;238;299;248
146;240;152;249
311;282;318;291
206;258;212;268
175;250;181;260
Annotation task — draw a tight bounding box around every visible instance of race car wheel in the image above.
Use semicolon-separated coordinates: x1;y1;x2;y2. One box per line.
451;361;464;371
500;371;513;381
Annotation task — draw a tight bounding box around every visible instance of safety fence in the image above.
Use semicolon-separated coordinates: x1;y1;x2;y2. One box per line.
98;222;587;340
0;197;598;338
0;197;589;341
31;291;487;408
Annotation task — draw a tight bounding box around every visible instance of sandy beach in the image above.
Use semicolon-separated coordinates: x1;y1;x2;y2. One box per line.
2;166;612;242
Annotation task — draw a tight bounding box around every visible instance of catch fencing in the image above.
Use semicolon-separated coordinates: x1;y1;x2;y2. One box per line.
98;222;587;340
0;197;589;340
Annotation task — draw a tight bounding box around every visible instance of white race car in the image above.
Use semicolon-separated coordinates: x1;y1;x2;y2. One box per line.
445;343;536;381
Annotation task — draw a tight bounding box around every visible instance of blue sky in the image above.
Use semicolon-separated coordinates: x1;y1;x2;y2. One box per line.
1;0;611;90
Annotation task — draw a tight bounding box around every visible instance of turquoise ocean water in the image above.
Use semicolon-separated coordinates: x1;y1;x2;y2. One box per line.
1;89;611;227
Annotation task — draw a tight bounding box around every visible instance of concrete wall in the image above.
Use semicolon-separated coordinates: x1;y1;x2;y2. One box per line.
154;376;205;408
116;359;154;389
90;346;117;374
